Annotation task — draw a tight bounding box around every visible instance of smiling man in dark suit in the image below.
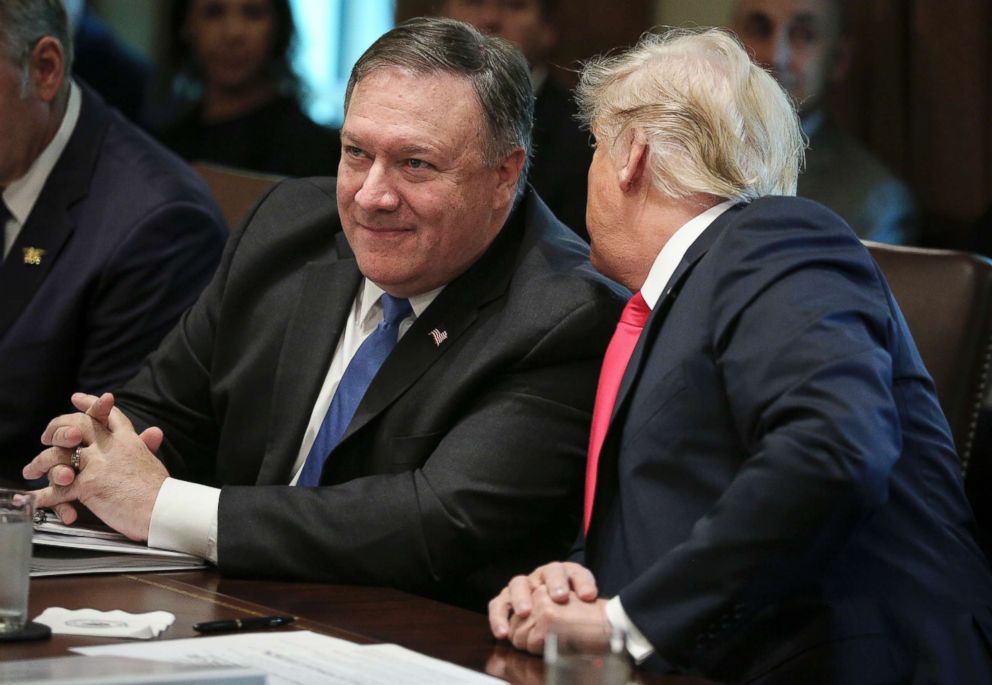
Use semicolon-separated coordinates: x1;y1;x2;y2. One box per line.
489;28;992;683
0;0;226;485
25;17;626;610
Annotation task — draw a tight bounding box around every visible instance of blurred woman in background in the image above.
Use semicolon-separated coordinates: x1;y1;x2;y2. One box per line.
158;0;340;177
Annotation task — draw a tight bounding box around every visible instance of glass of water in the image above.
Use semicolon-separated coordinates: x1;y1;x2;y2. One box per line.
544;618;632;685
0;489;34;634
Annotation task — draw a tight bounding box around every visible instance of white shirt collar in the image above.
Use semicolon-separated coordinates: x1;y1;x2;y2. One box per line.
358;278;444;326
640;200;735;309
3;81;81;226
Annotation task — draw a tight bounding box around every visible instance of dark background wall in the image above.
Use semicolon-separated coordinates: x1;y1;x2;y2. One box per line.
90;0;992;249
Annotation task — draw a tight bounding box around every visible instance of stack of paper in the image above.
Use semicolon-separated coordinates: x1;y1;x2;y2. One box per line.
0;655;264;685
31;515;207;577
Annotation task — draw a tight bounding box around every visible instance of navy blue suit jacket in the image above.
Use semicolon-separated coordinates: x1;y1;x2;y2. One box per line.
584;197;992;683
0;85;226;484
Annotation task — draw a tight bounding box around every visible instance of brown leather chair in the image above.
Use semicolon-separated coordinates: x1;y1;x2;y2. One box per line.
865;241;992;545
191;162;284;231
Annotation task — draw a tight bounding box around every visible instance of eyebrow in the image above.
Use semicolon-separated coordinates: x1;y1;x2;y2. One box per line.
339;131;440;157
396;144;438;157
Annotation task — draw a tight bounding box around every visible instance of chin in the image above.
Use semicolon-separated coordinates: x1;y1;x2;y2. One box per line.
354;254;413;290
591;250;635;290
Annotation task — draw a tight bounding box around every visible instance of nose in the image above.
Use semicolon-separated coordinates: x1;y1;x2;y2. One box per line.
746;27;789;74
220;11;248;41
770;28;792;73
353;160;400;213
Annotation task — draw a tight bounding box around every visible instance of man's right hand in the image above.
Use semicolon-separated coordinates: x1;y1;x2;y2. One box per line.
487;561;599;640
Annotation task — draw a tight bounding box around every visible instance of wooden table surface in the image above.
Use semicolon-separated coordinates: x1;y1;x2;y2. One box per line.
0;571;714;684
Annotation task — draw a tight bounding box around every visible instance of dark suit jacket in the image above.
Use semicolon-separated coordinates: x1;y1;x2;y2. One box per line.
584;197;992;683
529;78;592;241
116;179;627;609
0;84;227;485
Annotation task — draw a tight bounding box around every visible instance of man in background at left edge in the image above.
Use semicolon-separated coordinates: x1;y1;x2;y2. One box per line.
0;0;227;485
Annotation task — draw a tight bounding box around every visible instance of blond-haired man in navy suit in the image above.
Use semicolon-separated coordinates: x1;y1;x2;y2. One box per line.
490;28;992;683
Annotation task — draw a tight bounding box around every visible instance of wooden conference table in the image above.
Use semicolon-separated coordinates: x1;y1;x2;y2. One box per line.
1;571;716;684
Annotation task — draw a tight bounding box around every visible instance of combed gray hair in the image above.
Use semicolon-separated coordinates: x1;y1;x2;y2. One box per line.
344;17;534;189
0;0;73;94
576;28;804;203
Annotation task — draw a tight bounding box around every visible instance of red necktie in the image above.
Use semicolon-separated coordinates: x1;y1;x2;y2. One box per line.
583;291;651;533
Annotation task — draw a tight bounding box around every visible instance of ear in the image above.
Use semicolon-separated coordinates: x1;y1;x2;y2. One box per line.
491;147;527;209
618;132;649;194
28;37;65;103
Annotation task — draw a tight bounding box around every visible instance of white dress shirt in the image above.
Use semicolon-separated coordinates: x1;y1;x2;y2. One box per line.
147;278;443;562
604;199;735;662
3;82;81;257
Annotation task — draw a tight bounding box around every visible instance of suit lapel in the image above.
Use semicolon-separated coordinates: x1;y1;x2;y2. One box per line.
258;232;361;484
0;86;108;335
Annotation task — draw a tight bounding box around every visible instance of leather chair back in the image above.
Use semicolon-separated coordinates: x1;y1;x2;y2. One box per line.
865;242;992;487
192;162;283;231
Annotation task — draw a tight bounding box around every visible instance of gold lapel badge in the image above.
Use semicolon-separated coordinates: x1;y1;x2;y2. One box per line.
22;247;45;266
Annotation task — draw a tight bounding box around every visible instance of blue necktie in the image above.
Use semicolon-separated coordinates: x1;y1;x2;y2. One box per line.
296;293;412;486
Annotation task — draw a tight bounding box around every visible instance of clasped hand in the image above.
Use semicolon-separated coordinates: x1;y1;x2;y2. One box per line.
21;392;169;541
487;561;609;654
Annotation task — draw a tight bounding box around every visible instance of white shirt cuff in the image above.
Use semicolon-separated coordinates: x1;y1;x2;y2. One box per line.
147;477;220;564
606;596;655;663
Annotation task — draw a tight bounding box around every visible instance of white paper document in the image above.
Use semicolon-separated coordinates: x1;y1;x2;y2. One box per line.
74;630;505;685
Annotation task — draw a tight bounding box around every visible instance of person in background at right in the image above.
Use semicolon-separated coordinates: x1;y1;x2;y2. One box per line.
157;0;340;178
731;0;919;245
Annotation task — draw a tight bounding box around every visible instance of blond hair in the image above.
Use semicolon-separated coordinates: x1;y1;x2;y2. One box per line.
576;28;804;202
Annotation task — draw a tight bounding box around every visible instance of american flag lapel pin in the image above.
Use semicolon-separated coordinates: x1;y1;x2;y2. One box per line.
428;328;448;347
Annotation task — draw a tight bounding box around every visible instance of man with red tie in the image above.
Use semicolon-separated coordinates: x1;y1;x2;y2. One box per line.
489;28;992;683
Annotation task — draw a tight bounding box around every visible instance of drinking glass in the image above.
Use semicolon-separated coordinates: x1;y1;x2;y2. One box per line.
544;619;632;685
0;489;34;634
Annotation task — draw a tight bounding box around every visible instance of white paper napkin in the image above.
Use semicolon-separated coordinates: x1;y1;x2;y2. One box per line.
34;607;175;639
